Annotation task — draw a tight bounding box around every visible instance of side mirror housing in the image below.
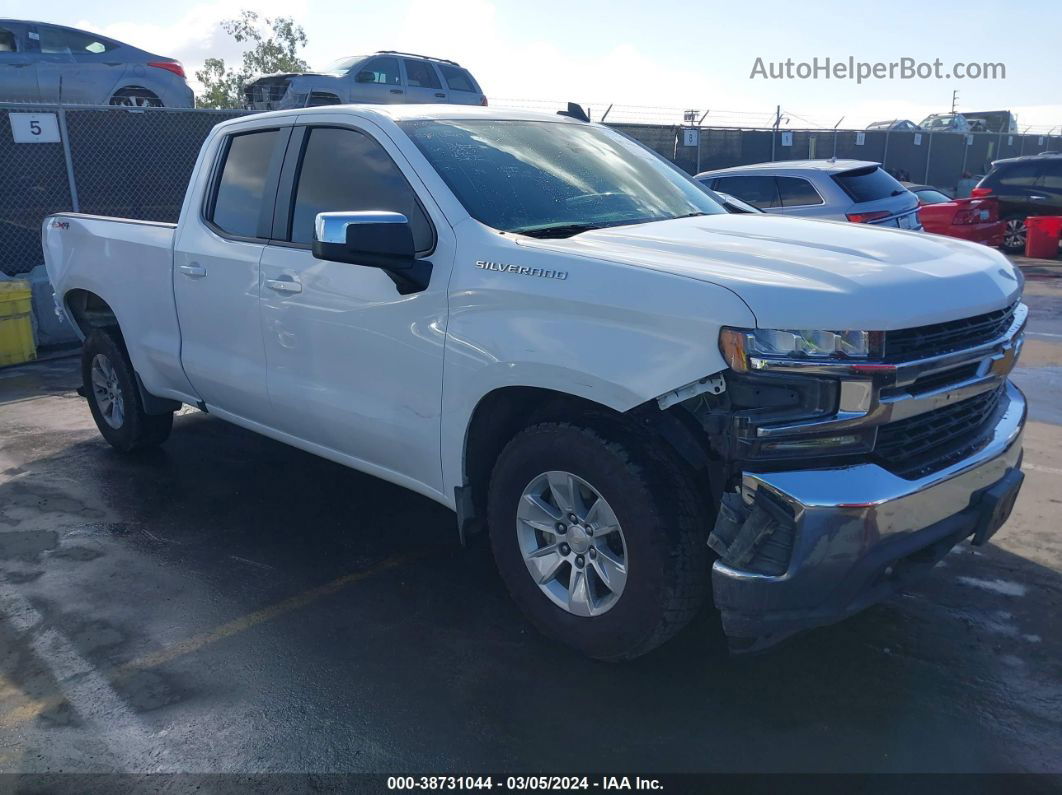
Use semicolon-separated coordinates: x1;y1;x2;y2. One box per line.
355;71;375;83
312;211;431;294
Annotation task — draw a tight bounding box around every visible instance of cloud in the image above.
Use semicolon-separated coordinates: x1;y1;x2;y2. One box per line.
387;0;737;113
63;0;1062;132
74;0;310;90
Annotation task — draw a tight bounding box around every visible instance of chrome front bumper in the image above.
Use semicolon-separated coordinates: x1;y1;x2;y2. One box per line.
712;380;1026;646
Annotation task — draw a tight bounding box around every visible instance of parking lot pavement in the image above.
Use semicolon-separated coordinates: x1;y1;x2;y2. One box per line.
1;287;1061;777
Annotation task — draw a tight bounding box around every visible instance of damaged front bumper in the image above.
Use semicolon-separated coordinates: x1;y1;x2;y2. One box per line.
712;380;1026;652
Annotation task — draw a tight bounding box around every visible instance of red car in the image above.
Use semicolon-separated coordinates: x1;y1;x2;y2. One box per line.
905;183;1004;247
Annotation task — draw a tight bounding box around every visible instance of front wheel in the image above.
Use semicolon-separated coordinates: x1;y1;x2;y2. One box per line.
487;422;710;660
82;329;173;452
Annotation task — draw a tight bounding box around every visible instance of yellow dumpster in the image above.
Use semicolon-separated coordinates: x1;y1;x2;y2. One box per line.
0;280;37;367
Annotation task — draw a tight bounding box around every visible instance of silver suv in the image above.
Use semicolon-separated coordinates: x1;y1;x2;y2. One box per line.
244;51;486;110
696;159;921;230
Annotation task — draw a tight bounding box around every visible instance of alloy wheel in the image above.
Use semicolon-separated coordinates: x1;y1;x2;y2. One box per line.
90;353;125;429
516;470;628;617
1004;218;1027;251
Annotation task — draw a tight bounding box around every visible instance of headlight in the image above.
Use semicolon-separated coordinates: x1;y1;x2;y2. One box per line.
720;327;878;372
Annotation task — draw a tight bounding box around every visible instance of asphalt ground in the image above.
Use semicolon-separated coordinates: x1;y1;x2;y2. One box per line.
0;266;1060;787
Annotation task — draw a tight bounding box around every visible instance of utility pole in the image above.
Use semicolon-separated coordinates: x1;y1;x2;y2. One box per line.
951;89;959;113
831;115;845;159
771;105;781;161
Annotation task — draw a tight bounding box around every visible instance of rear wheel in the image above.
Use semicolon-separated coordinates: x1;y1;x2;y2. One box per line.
1002;217;1027;252
487;421;710;660
108;87;163;108
82;329;173;452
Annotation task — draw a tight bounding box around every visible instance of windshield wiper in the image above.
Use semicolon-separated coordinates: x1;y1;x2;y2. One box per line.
515;223;605;239
515;213;703;239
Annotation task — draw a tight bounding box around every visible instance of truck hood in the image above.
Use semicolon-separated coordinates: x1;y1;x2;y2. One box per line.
250;71;331;81
520;214;1022;330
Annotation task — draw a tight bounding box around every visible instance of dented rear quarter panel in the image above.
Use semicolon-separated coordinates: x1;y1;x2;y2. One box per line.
41;213;199;404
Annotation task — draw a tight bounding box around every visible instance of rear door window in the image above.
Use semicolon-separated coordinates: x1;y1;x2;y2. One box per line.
776;177;823;207
1039;160;1062;191
287;126;433;253
0;26;20;52
832;166;905;202
439;65;477;92
711;176;780;209
997;162;1043;189
38;26;116;55
209;130;281;238
403;59;441;89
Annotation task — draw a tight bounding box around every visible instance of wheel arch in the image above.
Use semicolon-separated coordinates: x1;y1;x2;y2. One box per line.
64;289;180;415
64;288;121;342
456;383;719;543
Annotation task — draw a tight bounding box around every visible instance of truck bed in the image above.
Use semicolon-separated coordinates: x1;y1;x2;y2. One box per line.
42;212;196;404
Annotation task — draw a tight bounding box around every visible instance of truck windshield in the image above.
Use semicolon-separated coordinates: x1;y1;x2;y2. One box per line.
322;56;365;74
399;119;725;237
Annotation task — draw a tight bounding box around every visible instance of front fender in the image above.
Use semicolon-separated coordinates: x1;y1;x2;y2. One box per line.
439;227;757;498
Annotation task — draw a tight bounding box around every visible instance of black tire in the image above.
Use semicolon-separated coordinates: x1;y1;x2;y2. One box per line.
1002;216;1027;253
108;87;163;108
82;328;173;452
487;421;710;661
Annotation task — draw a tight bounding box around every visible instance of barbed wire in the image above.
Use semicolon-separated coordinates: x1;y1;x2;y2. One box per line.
490;98;1061;134
1;95;1057;133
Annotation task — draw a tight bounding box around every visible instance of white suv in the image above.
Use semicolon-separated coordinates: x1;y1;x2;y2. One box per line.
696;159;922;229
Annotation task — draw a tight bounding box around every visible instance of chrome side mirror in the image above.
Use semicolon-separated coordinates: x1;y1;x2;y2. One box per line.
312;211;431;294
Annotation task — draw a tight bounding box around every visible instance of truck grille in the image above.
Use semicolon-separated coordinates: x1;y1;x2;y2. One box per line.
875;386;1004;479
883;302;1017;362
245;78;291;107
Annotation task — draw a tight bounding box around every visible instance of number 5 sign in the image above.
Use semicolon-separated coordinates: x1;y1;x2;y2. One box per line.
9;112;61;143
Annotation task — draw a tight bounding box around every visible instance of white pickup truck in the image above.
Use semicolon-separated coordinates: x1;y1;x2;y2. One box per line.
44;105;1027;659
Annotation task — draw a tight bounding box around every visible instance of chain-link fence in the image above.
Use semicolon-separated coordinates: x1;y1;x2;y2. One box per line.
617;123;1062;187
2;102;1061;278
1;102;246;276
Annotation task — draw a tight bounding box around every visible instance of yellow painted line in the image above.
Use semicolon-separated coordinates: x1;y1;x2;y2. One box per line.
0;672;49;729
119;554;410;674
0;554;412;732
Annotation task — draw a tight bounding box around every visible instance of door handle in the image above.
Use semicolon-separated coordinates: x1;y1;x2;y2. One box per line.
390;88;403;94
1030;195;1048;201
178;262;207;278
265;277;302;294
434;92;446;98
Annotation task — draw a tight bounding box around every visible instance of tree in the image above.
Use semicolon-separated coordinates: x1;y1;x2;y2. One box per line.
195;11;308;109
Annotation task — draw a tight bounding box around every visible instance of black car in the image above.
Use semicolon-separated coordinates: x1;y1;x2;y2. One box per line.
974;153;1062;252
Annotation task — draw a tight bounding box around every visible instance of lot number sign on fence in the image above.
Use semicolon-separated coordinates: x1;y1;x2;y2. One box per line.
9;113;61;144
781;131;793;147
682;128;699;147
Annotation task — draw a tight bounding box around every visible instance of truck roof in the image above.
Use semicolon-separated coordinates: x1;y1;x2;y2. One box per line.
216;104;585;130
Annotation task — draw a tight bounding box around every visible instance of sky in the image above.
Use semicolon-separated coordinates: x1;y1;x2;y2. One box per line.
5;0;1061;130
